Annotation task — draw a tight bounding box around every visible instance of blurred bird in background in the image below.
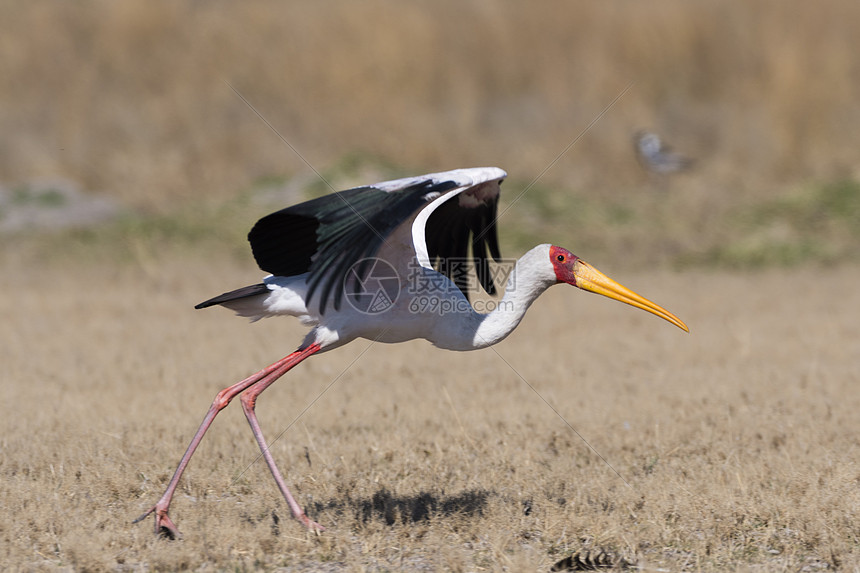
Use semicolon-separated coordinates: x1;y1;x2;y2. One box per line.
633;130;694;175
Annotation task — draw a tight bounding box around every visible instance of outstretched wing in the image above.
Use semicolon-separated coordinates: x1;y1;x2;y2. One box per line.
248;167;506;313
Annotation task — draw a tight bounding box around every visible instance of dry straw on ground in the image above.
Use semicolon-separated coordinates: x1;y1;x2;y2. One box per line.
1;255;858;570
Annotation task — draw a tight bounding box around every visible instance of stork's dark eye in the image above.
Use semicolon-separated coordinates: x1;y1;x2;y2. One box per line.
556;254;565;262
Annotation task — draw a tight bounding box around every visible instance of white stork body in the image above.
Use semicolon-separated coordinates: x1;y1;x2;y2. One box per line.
136;167;688;538
222;245;553;351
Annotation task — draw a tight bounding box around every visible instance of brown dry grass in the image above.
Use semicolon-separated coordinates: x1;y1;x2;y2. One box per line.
2;252;859;571
3;1;860;213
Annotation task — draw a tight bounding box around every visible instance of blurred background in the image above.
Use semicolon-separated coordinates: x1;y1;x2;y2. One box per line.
2;0;860;269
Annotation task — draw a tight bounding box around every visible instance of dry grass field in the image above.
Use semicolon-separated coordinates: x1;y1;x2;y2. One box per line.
3;1;860;211
3;1;860;571
2;255;859;571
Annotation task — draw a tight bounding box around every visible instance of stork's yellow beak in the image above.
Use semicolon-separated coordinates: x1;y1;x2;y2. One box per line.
573;260;689;332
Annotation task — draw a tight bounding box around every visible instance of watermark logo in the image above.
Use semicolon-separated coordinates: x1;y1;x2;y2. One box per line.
343;258;401;314
343;256;517;316
405;258;514;296
408;296;515;316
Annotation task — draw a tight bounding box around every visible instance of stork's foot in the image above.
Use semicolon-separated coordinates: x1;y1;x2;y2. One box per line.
297;513;326;534
133;505;183;540
154;509;183;540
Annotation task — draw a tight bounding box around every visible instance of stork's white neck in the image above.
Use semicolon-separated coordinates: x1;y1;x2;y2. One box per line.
432;244;557;350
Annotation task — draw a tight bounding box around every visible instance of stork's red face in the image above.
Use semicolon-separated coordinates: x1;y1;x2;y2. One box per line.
549;245;689;332
549;246;580;285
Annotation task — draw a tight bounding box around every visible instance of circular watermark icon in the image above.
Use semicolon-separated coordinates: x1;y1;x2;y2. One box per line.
343;257;401;314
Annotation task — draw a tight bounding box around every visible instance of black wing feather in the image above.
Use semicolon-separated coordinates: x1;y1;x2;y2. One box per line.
424;184;502;301
486;204;502;262
249;180;457;313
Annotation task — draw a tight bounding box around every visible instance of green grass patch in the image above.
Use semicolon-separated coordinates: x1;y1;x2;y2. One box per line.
681;179;860;268
7;158;860;273
10;183;69;207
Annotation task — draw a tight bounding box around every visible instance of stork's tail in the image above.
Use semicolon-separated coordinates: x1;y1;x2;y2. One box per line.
195;283;270;309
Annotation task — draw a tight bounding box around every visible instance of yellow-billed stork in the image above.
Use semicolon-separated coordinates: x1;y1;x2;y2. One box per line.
135;167;688;538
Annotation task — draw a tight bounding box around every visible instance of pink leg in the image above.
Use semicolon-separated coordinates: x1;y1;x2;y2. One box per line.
134;344;321;539
240;359;325;532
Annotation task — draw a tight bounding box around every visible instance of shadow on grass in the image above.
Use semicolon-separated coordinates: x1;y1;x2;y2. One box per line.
311;488;491;525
